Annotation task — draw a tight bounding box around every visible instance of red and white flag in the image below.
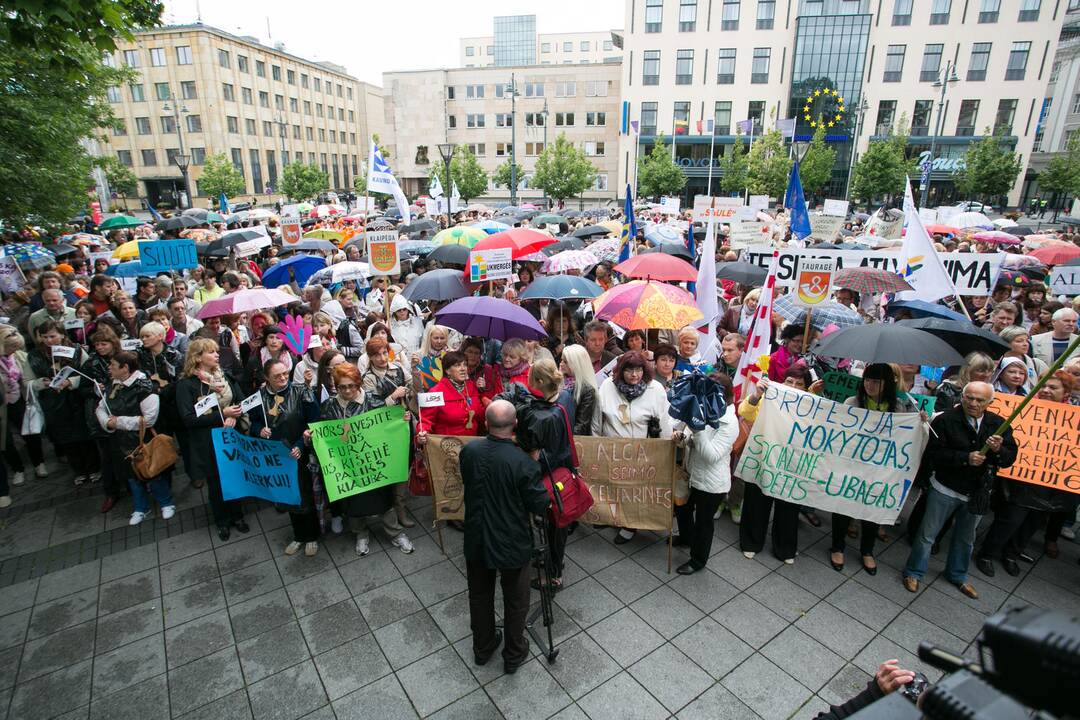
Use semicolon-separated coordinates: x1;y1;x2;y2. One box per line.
733;251;779;402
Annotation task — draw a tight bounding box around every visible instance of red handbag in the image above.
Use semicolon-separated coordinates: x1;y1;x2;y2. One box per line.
540;406;594;528
408;443;432;496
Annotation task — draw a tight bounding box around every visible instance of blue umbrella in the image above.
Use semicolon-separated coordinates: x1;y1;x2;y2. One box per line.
261;254;327;289
644;225;683;246
472;219;511;235
3;243;55;269
519;275;604;301
886;299;967;322
105;261;145;278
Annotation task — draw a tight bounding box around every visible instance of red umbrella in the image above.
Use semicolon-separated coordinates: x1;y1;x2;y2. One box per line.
925;224;960;236
1029;244;1080;266
472;227;555;257
614;253;697;282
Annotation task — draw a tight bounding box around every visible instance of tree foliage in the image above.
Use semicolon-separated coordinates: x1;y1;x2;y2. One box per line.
98;156;137;199
636;134;686;200
280;162;329;201
451;145;488;201
850;124;916;205
493;160;524;190
953;130;1023;204
531;134;597;201
799;122;837;197
197;153;246;201
718;134;748;195
745;129;792;199
1038;132;1080;198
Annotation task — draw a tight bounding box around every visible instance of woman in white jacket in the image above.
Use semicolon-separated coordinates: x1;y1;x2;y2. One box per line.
388;293;424;354
592;351;674;544
673;373;739;574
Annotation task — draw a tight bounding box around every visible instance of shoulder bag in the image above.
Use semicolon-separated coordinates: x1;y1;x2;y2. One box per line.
128;417;178;481
539;405;594;528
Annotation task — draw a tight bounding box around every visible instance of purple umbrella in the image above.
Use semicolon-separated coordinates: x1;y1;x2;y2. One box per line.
435;296;547;341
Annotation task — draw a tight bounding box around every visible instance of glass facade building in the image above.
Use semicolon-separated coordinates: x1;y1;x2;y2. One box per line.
494;15;537;66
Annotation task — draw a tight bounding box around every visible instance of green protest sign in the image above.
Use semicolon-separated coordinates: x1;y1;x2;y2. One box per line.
822;371;859;402
309;405;410;502
909;393;936;414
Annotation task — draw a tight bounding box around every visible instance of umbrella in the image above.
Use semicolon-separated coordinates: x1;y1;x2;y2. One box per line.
433;226;486;248
1029;244;1080;265
924;224;961;236
44;243;77;258
811;324;965;366
533;214;567;226
155;215;200;232
466;203;492;213
520;203;540;210
1064;256;1080;267
583;208;610;218
997;270;1031;287
598;220;623;235
471;219;511;235
398;240;436;257
401;268;468;302
98;215;143;231
182;208;225;223
196;288;297;319
309;204;343;218
715;261;768;286
1001;254;1046;270
303;229;345;243
112;240;141;260
572;224;611;238
992;218;1019;228
179;228;219;243
248;208;277;220
104;261;145;278
473;228;555;257
1010;227;1038;237
644;225;683;245
435;296;547;341
541;250;600;274
952;211;993;229
885;299;968;322
773;296;863;329
61;233;105;246
280;238;337;254
519;275;604;301
261;254;327;289
832;267;913;294
309;264;369;288
427;244;470;266
614;254;697;282
224;211;249;225
586;237;622;263
493;205;521;216
564;210;582;219
641;243;693;262
400;219;438;234
593;281;703;330
383;208;402;219
896;318;1009;359
3;243;54;269
852;212;870;221
541;238;587;256
972;230;1020;246
205;230;264;257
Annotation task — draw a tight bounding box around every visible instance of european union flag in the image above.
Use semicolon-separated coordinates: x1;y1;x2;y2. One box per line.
619;184;635;266
784;161;811;243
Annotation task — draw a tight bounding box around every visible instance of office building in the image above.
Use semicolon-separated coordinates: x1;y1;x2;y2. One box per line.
460;15;623;67
101;24;383;209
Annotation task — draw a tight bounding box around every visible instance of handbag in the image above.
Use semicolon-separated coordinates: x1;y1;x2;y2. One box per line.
408;441;432;496
21;386;44;436
127;417;178;481
539;405;594;528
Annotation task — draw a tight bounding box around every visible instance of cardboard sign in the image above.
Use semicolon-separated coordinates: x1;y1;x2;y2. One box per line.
808;215;844;243
213;427;301;505
194;393;219;417
748;195;770;211
577;437;676;531
660;196;682;213
469;247;513;283
425;435;478;521
822;199;849;218
866;211;904;239
988;394;1080;495
734;383;928;523
138;239;198;273
240;391;263;413
793;258;835;307
728;220;771;248
50;345;76;359
282;217;302;244
693;196;743;223
0;256;23;293
418;392;445;408
1050;266;1080;297
309;405;411;502
367;231;400;276
742;246;1005;296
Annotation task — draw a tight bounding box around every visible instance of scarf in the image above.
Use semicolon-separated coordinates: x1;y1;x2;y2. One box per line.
615;379;649;402
738;304;756;335
0;355;20;403
499;359;529;382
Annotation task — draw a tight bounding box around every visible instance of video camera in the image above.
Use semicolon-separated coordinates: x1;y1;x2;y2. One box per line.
849;606;1078;720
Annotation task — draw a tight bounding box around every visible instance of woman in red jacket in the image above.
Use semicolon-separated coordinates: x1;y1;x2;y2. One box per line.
489;338;532;397
416;350;484;440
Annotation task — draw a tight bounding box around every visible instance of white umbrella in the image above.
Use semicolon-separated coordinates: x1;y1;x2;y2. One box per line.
992;217;1019;228
541;250;600;274
327;261;370;282
247;208;277;220
953;211;993;229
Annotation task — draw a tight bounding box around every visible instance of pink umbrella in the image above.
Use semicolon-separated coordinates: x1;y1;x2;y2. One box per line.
972;230;1021;246
586;237;622;262
196;288;296;319
541;249;600;274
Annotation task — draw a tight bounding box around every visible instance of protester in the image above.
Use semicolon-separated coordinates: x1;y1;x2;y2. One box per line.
1030;308;1078;366
416;351;483;439
558;344;597;435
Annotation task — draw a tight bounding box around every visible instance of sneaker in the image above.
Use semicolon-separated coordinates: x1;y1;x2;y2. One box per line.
783;558;796;565
1062;526;1076;541
34;463;47;478
392;533;414;554
11;472;24;486
713;501;727;520
304;542;318;557
73;476;84;487
87;472;101;483
0;496;11;508
331;516;344;534
742;550;756;559
355;537;370;556
161;505;176;520
730;504;742;525
284;541;302;556
129;511;148;526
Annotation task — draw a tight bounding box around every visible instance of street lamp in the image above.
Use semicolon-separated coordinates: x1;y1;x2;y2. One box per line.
541;98;549;209
162;100;192;209
920;60;960;208
275;114;289;167
437;142;455;228
506;74;520;205
844;96;870;202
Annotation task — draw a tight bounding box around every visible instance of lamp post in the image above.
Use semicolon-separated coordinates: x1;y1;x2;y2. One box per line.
844;96;870;202
920;60;960;208
541;98;549;209
506;74;520;205
437;142;455;228
162;100;191;209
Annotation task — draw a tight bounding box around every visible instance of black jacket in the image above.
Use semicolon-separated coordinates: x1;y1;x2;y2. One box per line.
176;374;244;480
460;436;549;569
925;406;1017;497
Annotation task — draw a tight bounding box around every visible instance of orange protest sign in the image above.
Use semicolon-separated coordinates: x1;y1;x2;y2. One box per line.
988;394;1080;495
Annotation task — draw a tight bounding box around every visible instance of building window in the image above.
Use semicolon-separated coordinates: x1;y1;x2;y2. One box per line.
306;126;314;140
717;48;736;84
496;143;513;156
134;116;151;134
160;114;176;134
287;69;296;84
141;149;157;166
112;119;126;136
304;101;311;114
920;44;943;82
227;116;239;133
594;174;609;191
290;97;298;112
495;113;513;127
1018;0;1040;21
757;0;775;29
994;99;1017;134
525;82;544;97
319;128;326;141
467;143;486;156
293;125;300;139
313;77;321;91
222;83;235;101
911;100;933;135
604;40;613;51
106;86;121;103
117;150;132;167
241;87;252;104
968;43;991;81
465;46;475;57
673;101;690;135
581;41;590;51
876;100;897;133
181;81;197;100
261;92;270;108
238;55;248;72
149;48;165;67
676;49;694;84
301;73;308;88
884;45;905;82
586;112;607;126
165;148;180;167
466;84;484;99
261;120;271;136
641;102;658;135
956;99;979;135
155;82;170;100
186;115;202;133
555;81;576;97
525;112;544;126
245;118;256;135
129;83;145;102
714;101;732;134
1006;42;1030;80
190;147;205;165
585;81;608;96
467;113;485;128
978;0;1000;22
751;48;770;84
256;60;266;77
892;0;912;24
563;42;573;52
218;49;230;68
488;45;495;55
556;112;575;126
271;65;281;81
747;101;765;126
584;141;606;156
123;49;140;67
542;43;551;52
643;50;661;85
275;94;284;110
525;142;546;156
680;0;698;31
930;0;950;24
176;46;192;65
722;0;740;30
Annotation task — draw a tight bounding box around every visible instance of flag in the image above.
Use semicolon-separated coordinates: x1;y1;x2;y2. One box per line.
733;252;779;402
693;212;720;360
897;177;957;302
775;118;796;138
619;185;636;266
451;180;460;205
630;120;640;135
429;173;444;198
218;192;228;214
367;140;411;226
621;101;630;135
147;204;164;222
784;161;811;245
736;119;754;134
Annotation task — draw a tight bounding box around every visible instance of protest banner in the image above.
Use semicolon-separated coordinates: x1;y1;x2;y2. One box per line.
469;248;513;282
1050;266;1080;296
693;196;743;223
742;245;1004;296
808;215;844;243
309;405;410;502
366;231;400;275
660;196;681;213
0;256;23;293
734;383;928;523
866;211;904;239
138;239;198;273
748;195;770;211
576;437;676;531
213;427;300;505
281;216;302;244
823;199;849;217
425;435;480;521
793;258;835;307
987;394;1080;495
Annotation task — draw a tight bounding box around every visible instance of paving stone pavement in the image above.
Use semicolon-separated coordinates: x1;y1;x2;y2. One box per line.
0;462;1078;720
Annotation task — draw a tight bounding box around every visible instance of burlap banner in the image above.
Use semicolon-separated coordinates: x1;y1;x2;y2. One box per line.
425;435;479;521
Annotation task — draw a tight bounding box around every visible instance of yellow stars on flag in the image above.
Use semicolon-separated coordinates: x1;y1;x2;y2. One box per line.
803;86;846;129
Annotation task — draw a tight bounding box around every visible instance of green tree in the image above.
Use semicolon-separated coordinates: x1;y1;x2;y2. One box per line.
98;156;137;203
718;134;748;195
452;145;488;201
636;134;686;200
280;162;329;201
745;129;792;199
953;130;1023;205
532;134;597;202
1037;133;1080;218
849;125;916;206
196;153;246;201
493;160;524;190
799;121;837;198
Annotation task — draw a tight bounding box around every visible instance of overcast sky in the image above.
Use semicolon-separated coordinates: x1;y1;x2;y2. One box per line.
163;0;623;85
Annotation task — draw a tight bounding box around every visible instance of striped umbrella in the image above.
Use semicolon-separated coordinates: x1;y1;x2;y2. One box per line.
541;250;599;274
773;295;863;329
593;281;703;330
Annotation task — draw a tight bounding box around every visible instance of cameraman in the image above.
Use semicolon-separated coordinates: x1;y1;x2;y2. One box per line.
815;660;917;720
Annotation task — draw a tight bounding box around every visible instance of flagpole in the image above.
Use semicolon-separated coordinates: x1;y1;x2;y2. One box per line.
706;126;716;197
745;121;755;203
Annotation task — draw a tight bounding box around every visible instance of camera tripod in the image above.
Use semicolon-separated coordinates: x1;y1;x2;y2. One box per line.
526;512;560;664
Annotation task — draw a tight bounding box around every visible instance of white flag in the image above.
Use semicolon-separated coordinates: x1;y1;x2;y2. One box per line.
694;213;720;363
367;140;411;226
451;180;461;204
50;345;76;359
194;393;219;417
418;392;445;408
240;391;263;413
897;177;958;302
428;173;444;198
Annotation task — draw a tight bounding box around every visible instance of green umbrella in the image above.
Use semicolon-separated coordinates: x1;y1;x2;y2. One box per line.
534;213;567;226
98;215;143;230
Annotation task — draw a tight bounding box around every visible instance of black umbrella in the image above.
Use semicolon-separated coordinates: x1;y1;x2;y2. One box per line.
564;210;582;219
572;224;610;238
715;261;768;285
401;268;468;302
811;325;965;366
1010;227;1037;237
205;229;263;256
400;219;436;233
44;243;78;257
642;243;694;262
519;275;604;301
541;238;587;256
427;244;470;266
896;318;1010;359
154;216;200;232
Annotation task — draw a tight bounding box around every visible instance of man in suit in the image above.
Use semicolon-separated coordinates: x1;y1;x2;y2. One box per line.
903;381;1017;599
1030;308;1078;367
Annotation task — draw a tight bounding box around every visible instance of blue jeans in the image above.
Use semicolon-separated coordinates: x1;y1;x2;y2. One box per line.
905;486;983;584
129;476;174;514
